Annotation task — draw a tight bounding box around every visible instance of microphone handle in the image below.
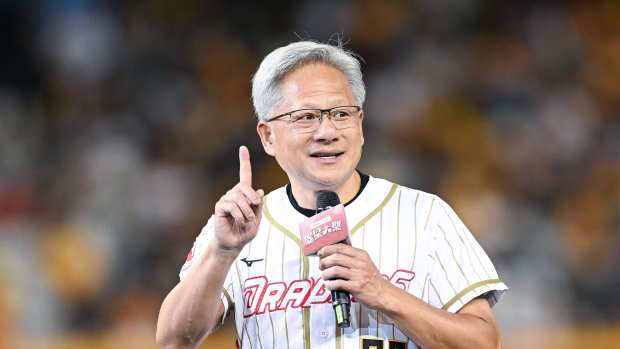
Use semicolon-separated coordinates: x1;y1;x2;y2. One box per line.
331;289;351;328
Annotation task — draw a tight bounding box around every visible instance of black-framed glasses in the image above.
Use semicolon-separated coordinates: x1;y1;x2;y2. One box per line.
266;105;362;133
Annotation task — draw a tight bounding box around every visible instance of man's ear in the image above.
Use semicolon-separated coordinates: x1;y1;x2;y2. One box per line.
359;110;365;146
257;121;276;156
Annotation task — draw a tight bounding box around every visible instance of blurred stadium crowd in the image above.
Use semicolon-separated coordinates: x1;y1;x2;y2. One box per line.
1;0;619;348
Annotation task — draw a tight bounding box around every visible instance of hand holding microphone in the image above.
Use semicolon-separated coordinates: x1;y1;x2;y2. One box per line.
318;241;389;314
299;191;351;327
299;191;390;327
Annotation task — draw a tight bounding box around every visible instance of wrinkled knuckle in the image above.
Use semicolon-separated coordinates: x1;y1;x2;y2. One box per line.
238;183;251;193
336;256;345;265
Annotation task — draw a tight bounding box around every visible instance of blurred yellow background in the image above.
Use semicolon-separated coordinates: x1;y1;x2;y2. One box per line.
1;1;619;348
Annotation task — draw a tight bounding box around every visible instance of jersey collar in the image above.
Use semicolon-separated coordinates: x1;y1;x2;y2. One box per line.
262;174;398;248
285;171;370;217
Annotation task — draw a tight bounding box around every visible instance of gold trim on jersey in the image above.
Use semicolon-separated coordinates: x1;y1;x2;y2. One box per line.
409;191;421;282
350;184;398;235
223;288;234;313
261;182;398;244
442;278;502;311
439;202;492;279
263;203;302;247
264;225;277;348
302;251;310;349
281;231;291;349
434;251;458;295
437;225;472;284
235;262;253;349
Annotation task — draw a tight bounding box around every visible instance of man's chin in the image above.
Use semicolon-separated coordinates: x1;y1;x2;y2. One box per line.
305;171;353;191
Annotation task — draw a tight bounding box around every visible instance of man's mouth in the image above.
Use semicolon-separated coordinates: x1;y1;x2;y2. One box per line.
310;151;345;159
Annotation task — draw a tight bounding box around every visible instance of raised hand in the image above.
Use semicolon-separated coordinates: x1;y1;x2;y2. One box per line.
213;146;264;253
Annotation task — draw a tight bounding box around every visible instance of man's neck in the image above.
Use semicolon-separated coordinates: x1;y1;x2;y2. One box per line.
290;172;361;210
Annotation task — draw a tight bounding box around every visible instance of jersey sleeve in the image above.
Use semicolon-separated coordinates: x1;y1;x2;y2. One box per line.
179;216;235;324
426;196;508;313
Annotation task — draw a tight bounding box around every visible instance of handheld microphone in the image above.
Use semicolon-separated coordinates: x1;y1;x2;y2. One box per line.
298;191;351;328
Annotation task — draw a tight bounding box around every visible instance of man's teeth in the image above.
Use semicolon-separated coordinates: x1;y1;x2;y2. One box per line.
311;152;343;158
313;153;339;158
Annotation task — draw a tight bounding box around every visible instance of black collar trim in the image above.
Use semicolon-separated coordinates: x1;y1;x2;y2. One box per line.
285;171;370;217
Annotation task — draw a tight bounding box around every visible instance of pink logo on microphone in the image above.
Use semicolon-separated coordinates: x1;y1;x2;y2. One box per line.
299;204;349;256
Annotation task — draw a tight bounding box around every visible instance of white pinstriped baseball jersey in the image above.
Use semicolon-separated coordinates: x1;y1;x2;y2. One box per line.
180;175;508;349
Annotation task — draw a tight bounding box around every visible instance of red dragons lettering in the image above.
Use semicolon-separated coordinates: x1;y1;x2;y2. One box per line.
307;277;331;305
276;279;312;310
243;276;267;317
242;269;415;317
256;282;286;314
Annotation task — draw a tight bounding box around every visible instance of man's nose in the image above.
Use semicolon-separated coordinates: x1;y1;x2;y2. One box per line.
312;113;339;141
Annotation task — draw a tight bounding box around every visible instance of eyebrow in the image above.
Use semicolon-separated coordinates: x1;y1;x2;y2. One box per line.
296;102;350;109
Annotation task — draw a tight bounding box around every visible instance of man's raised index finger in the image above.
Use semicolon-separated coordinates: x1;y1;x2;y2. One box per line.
239;145;252;186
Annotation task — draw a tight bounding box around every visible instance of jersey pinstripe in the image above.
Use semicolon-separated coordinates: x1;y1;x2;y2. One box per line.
179;176;508;349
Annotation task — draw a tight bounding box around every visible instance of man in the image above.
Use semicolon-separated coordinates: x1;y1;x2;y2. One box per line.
156;41;507;349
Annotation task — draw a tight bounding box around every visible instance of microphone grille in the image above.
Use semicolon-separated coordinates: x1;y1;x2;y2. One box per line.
316;191;341;211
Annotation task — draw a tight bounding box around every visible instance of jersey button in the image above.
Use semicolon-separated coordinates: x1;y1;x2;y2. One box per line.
319;330;329;338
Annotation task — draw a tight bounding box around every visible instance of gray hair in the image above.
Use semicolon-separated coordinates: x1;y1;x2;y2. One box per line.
251;41;365;121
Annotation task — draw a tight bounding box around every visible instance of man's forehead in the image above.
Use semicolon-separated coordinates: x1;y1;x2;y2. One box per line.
277;64;354;108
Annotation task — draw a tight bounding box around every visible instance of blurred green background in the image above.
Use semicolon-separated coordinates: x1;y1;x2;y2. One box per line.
1;0;619;348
